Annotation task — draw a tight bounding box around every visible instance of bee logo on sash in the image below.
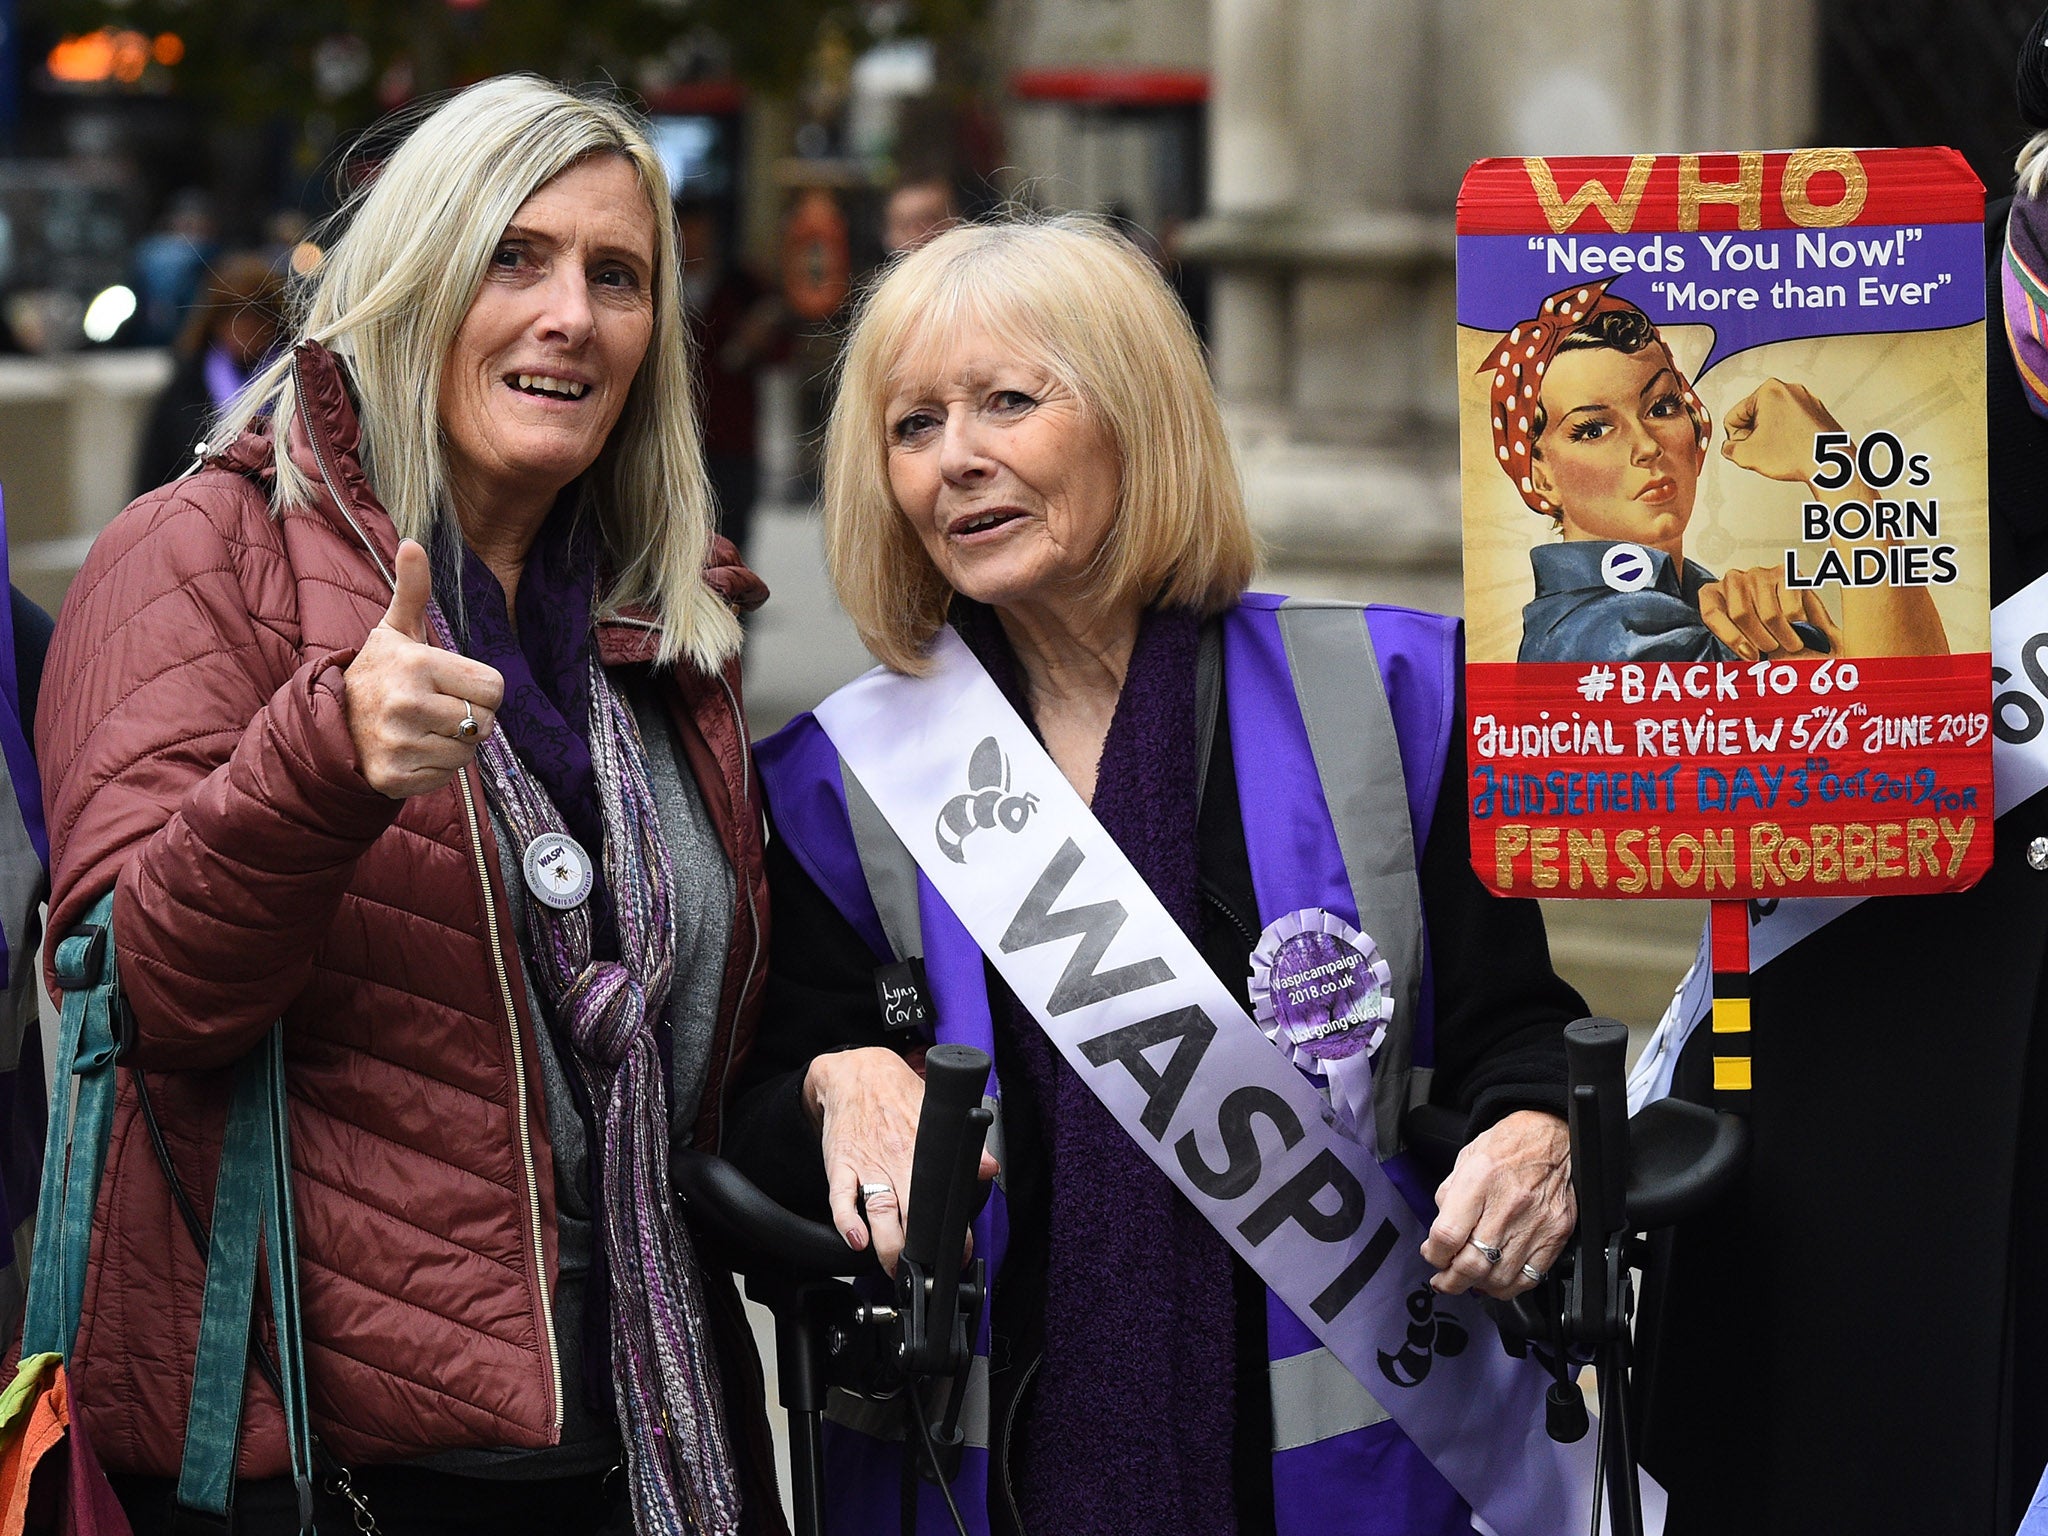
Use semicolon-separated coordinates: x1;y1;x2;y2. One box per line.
1377;1287;1470;1389
937;736;1040;864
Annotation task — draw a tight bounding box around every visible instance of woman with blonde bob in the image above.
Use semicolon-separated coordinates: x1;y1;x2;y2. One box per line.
728;215;1592;1536
40;75;781;1536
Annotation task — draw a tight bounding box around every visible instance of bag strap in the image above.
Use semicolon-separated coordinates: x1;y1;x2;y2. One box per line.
176;1027;314;1529
22;891;121;1359
22;893;316;1531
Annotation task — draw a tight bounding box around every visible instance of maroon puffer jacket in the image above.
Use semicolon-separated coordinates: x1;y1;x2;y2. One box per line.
37;342;779;1505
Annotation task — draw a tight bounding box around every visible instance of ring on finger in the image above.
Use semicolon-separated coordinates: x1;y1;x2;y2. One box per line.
1469;1236;1504;1266
457;699;481;741
858;1182;893;1206
1520;1263;1545;1284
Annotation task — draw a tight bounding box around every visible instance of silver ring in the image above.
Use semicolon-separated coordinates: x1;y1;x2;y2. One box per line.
858;1182;893;1205
1520;1263;1545;1284
457;700;480;740
1469;1237;1504;1266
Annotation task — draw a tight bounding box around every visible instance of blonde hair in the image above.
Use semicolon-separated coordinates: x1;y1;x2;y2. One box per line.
2022;129;2048;200
220;74;739;673
824;213;1254;674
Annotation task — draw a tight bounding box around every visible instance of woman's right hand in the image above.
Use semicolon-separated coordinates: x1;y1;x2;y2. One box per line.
345;540;506;799
806;1046;1000;1275
1720;377;1842;484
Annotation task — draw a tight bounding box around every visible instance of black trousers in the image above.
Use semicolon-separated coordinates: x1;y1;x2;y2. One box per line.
111;1463;631;1536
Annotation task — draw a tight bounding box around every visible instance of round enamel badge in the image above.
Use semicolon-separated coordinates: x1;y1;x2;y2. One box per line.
1600;543;1656;593
523;832;594;911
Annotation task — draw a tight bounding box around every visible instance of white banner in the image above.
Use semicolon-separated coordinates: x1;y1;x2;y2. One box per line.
817;628;1659;1536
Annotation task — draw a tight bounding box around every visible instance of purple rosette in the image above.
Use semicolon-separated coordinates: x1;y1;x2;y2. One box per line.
1247;907;1394;1141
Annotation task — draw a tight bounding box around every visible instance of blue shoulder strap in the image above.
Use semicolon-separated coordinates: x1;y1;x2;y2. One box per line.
21;891;120;1359
178;1025;314;1527
24;893;315;1530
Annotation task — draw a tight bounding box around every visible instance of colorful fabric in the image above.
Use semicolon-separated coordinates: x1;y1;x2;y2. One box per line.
2004;194;2048;421
430;599;739;1534
1481;278;1711;513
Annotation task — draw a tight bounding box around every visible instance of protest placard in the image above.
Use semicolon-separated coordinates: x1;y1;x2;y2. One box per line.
1458;149;1991;901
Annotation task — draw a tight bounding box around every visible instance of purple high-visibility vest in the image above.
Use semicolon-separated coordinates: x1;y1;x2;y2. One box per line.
756;597;1470;1536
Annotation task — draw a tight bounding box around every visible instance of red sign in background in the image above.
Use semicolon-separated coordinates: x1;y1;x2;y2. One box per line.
1467;653;1993;900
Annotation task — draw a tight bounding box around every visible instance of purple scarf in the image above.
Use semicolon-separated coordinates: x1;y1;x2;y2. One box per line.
2003;192;2048;420
441;507;606;895
433;518;740;1534
958;603;1240;1536
442;508;630;1407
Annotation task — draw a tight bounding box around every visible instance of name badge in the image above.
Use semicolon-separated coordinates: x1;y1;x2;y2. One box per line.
873;958;935;1040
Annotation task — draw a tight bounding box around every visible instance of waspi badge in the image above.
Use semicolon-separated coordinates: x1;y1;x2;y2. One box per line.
1249;908;1394;1140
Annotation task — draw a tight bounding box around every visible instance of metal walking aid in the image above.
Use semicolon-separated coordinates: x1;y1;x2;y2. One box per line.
1412;1017;1749;1536
674;1043;996;1536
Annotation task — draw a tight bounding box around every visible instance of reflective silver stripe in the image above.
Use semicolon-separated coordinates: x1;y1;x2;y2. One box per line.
825;1354;991;1449
1406;1065;1434;1109
1269;1347;1390;1452
1274;600;1425;1159
1195;618;1222;808
846;754;1012;1190
841;755;923;962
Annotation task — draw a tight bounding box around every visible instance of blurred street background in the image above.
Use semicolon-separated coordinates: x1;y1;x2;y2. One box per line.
0;0;2036;1029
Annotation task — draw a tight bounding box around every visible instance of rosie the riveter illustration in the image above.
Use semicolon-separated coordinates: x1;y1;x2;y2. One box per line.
1486;279;1950;664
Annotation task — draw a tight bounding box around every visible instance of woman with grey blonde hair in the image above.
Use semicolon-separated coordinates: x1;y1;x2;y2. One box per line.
727;216;1595;1535
40;75;780;1535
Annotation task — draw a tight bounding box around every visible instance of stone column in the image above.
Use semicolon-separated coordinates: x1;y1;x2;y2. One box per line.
1184;0;1822;603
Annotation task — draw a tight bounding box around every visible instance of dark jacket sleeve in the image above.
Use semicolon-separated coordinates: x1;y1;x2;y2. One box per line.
1413;707;1582;1132
10;587;50;747
721;803;889;1217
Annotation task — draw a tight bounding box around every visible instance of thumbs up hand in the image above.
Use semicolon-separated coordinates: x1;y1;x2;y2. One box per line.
344;540;507;799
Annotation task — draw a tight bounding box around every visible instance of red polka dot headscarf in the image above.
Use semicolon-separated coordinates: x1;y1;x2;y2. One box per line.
1482;279;1710;516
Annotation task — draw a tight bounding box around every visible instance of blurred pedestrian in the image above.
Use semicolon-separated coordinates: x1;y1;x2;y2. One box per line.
678;198;789;558
132;251;285;497
882;173;958;256
126;189;217;348
41;75;779;1536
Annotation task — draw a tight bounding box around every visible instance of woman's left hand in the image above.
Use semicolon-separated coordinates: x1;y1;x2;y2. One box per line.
1420;1109;1573;1299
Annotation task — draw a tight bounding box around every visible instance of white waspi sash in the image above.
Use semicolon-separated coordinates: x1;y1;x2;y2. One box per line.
816;628;1662;1536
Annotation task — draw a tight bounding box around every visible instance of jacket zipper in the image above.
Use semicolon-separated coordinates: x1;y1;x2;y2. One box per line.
292;355;565;1432
453;767;565;1430
1202;883;1259;951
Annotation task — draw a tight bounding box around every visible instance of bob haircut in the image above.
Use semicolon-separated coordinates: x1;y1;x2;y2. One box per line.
825;213;1255;674
220;74;738;673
